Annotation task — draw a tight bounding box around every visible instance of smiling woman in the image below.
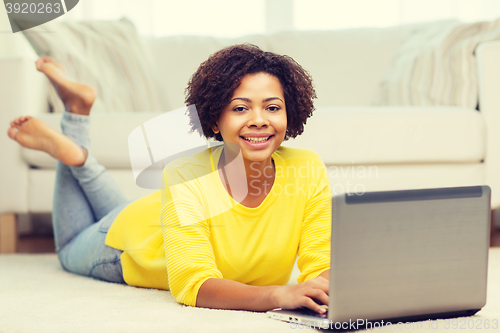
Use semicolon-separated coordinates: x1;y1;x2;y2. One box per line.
7;43;332;316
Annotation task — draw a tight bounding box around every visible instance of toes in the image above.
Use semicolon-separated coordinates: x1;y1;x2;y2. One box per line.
11;116;33;127
36;56;64;72
36;58;51;72
35;58;44;71
7;127;18;140
38;56;54;64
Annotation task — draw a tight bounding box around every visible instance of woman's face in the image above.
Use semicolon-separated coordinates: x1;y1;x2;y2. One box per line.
213;72;287;164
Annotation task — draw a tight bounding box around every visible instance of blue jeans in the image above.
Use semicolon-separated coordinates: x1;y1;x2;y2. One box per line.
52;112;131;284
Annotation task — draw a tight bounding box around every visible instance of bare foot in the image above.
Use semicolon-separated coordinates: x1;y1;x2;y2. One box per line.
36;56;96;115
8;116;87;167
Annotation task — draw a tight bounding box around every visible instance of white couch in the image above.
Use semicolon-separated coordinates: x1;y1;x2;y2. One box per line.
2;22;500;253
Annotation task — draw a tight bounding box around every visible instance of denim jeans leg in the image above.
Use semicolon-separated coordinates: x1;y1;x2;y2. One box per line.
69;154;130;221
52;161;95;253
51;111;131;283
60;111;129;220
56;201;130;284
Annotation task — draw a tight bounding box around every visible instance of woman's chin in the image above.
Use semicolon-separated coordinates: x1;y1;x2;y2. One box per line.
241;149;276;165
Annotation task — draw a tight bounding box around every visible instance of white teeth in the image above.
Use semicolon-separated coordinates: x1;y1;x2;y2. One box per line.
243;136;270;143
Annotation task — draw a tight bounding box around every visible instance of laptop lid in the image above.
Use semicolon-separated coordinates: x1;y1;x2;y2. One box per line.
329;185;491;323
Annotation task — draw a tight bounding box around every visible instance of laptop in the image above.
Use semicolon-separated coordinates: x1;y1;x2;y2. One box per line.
268;186;491;329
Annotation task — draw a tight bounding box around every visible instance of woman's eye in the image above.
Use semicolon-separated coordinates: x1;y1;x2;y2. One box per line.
233;106;246;112
268;106;280;112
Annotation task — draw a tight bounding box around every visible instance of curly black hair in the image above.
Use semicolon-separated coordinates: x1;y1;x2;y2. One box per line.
185;44;316;141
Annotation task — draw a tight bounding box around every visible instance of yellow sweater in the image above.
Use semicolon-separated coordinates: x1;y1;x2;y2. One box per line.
105;146;331;307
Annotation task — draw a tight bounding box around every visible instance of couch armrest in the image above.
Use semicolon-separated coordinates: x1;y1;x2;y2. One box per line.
476;41;500;209
0;57;48;214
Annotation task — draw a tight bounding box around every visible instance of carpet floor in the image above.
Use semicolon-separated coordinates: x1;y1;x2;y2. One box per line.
1;250;499;333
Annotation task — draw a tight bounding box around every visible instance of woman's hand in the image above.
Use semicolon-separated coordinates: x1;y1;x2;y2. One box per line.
272;276;329;314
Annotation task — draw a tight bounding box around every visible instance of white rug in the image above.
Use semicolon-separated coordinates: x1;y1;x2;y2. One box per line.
1;249;499;333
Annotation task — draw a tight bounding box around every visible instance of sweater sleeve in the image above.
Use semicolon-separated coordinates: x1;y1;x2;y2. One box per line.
296;158;332;283
161;167;223;307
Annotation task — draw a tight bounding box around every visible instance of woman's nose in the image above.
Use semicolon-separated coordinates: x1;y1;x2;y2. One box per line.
248;109;269;127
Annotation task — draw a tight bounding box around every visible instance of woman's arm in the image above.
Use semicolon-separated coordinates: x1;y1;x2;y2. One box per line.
296;156;331;284
197;275;329;313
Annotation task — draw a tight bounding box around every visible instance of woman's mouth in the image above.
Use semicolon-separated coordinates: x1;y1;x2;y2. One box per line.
241;136;272;143
240;135;274;148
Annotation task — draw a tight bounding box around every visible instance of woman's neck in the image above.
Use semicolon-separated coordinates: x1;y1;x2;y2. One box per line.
218;148;275;202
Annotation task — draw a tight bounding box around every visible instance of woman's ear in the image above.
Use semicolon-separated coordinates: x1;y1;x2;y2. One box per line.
212;123;220;134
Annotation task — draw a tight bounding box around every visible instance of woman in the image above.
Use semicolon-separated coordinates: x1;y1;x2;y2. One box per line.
7;44;331;314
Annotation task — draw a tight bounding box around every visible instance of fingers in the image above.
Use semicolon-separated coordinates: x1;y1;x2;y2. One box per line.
275;278;330;314
304;285;329;309
301;278;329;313
302;297;327;314
307;289;329;307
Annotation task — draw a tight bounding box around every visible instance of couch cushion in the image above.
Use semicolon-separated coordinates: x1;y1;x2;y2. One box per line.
27;169;156;213
22;106;484;169
325;163;485;197
282;106;485;165
26;163;485;213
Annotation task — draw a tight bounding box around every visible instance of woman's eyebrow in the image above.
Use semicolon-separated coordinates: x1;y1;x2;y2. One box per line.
230;97;252;103
263;97;284;103
230;97;284;103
